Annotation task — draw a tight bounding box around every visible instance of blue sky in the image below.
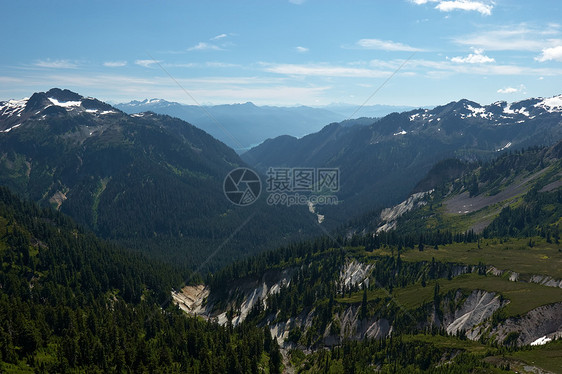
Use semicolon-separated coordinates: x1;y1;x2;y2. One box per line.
1;0;562;108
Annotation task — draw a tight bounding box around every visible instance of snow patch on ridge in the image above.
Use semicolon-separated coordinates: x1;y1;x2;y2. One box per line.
0;98;28;118
534;95;562;112
530;336;552;346
496;142;512;152
48;97;82;108
1;123;22;133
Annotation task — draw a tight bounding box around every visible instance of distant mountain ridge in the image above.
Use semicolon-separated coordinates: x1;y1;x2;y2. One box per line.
243;94;562;225
115;99;347;152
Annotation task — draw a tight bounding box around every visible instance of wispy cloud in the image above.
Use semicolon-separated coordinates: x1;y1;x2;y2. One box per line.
369;57;562;77
34;59;77;69
162;61;240;69
410;0;493;16
188;42;223;51
135;59;161;68
453;24;562;51
211;33;228;40
103;61;127;67
295;46;309;53
289;0;306;4
6;72;329;105
354;38;424;52
497;84;526;94
263;63;391;78
535;45;562;62
450;48;494;63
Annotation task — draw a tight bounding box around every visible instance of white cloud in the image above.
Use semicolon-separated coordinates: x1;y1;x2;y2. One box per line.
450;48;494;63
497;84;526;94
436;1;492;15
103;61;127;67
535;45;562;62
135;59;161;68
295;46;309;53
410;0;493;15
355;38;424;52
211;33;228;40
454;24;562;51
262;63;390;78
34;59;77;69
188;42;223;51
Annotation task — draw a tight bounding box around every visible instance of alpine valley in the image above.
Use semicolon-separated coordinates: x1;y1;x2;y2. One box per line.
1;88;562;373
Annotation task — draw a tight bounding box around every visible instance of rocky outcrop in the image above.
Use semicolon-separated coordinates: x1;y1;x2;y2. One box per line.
340;260;373;288
172;268;293;326
530;275;562;289
377;190;433;232
489;302;562;346
443;290;507;337
172;284;209;314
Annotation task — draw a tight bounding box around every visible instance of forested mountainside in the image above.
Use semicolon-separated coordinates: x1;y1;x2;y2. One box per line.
0;89;320;270
173;141;562;373
243;95;562;225
371;139;562;238
0;187;286;373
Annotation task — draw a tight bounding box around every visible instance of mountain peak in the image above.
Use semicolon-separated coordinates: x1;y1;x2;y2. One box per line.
0;88;121;129
45;88;83;102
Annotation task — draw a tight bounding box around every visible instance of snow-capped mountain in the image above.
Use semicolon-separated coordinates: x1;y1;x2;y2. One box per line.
0;88;119;131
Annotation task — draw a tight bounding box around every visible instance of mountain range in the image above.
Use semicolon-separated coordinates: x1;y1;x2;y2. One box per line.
115;99;417;153
243;95;562;225
115;99;346;152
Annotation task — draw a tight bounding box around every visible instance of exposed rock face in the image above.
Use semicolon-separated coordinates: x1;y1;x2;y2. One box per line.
444;290;506;336
338;305;391;341
530;275;562;289
172;268;293;326
173;261;562;350
340;260;373;288
489;302;562;346
377;190;432;232
172;285;209;314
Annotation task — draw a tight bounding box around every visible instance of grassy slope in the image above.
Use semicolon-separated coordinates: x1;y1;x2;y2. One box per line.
338;272;562;317
399;237;562;279
338;238;562;317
